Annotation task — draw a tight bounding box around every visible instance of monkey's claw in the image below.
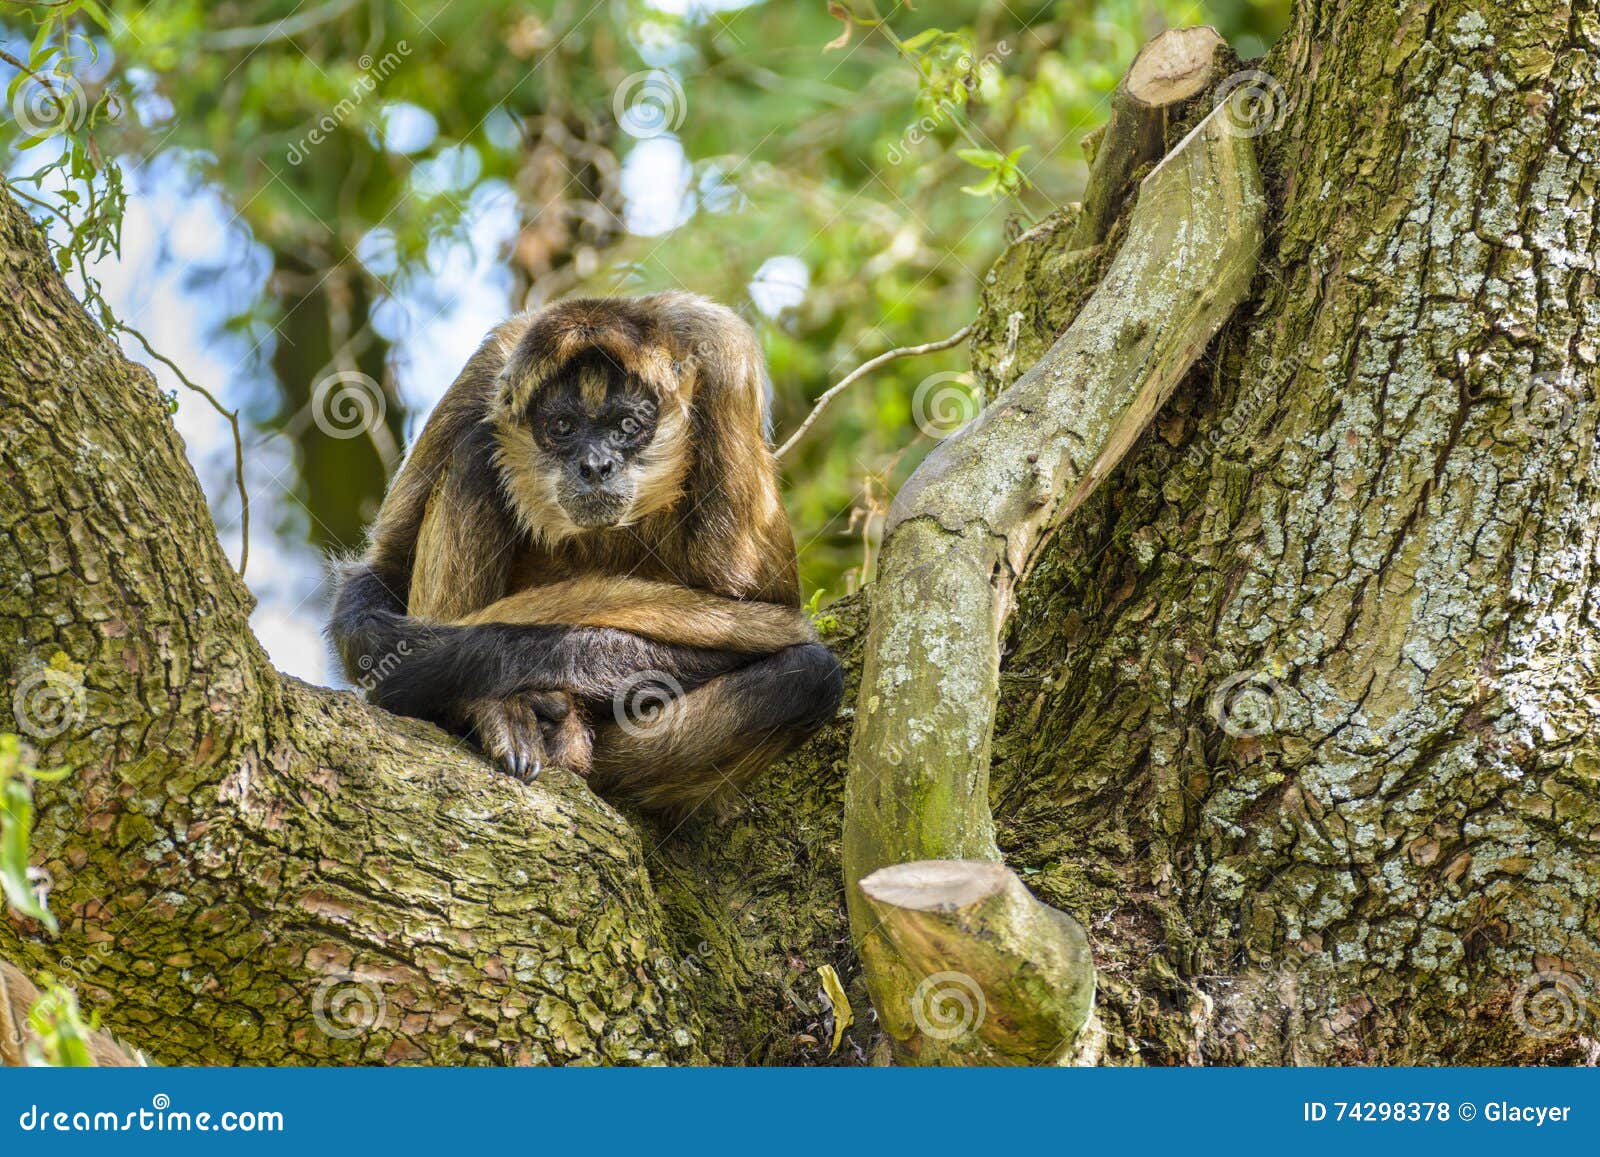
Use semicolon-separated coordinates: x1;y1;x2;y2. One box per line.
504;752;542;782
464;695;549;783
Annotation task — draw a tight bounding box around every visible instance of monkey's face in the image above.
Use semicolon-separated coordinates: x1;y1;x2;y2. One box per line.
529;370;666;528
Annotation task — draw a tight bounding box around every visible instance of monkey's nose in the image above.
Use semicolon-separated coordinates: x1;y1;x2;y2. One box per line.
577;453;616;483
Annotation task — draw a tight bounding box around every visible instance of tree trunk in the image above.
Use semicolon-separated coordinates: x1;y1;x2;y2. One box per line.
975;0;1600;1063
267;248;399;556
4;0;1599;1068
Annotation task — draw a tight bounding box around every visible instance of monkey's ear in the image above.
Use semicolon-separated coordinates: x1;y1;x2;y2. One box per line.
488;353;529;427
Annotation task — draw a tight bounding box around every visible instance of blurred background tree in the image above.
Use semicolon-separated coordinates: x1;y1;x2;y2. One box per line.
1;0;1287;681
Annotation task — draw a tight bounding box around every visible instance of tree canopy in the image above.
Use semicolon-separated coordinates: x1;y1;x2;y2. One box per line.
2;0;1287;610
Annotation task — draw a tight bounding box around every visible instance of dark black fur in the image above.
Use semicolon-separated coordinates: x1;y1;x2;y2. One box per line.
330;564;753;728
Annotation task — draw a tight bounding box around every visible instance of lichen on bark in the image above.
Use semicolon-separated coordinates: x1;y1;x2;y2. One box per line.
5;0;1599;1069
988;0;1600;1064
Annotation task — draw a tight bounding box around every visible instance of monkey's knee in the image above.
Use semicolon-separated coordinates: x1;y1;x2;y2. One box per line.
761;642;844;735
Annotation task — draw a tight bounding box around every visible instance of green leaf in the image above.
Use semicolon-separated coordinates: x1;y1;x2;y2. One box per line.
960;172;1001;198
30;21;54;62
955;147;1003;169
1;778;56;933
899;28;944;53
0;735;62;934
78;1;116;35
26;983;96;1067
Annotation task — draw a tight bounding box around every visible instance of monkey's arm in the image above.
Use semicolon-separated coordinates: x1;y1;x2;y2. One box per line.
330;565;751;723
457;576;816;653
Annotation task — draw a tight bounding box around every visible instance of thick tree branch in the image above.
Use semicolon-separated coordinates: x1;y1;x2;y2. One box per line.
858;861;1093;1064
1069;26;1227;250
843;49;1265;1064
0;183;706;1064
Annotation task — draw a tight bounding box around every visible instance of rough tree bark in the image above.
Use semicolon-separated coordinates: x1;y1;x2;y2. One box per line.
3;0;1599;1067
974;0;1600;1063
845;85;1263;1064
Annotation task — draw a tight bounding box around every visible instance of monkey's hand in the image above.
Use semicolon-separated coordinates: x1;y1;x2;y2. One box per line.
464;690;593;782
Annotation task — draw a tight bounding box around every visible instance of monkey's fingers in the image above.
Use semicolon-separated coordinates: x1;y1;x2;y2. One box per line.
465;697;549;782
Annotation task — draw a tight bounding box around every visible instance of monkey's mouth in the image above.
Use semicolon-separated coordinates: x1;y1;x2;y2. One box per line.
559;486;633;528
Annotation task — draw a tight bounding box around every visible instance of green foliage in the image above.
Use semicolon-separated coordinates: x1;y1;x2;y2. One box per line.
1;0;125;325
1;0;1290;601
24;981;97;1067
0;733;68;933
957;145;1030;199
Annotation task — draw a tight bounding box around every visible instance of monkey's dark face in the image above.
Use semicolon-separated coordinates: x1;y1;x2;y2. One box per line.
494;346;694;543
529;369;663;528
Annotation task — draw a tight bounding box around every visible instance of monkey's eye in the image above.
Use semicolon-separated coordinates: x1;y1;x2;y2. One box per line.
618;416;641;437
548;417;574;438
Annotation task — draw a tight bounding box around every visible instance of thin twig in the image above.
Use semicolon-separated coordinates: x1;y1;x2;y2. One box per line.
774;324;972;460
121;326;251;577
0;47;62;99
198;0;362;50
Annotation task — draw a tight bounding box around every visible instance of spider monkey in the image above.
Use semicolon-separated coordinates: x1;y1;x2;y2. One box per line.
329;293;843;819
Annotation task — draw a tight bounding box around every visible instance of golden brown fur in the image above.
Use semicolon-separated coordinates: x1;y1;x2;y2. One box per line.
333;293;842;821
459;577;817;652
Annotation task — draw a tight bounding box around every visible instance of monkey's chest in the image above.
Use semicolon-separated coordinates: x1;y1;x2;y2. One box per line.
507;535;686;589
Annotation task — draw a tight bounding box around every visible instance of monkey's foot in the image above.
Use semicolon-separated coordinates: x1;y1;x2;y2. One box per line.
465;691;556;781
466;691;592;782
